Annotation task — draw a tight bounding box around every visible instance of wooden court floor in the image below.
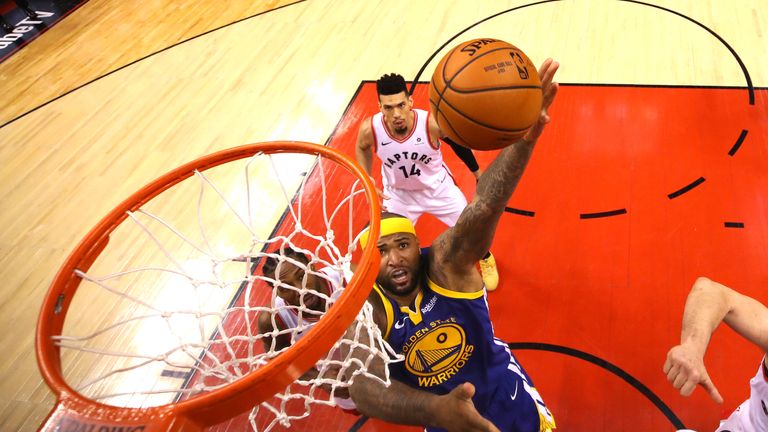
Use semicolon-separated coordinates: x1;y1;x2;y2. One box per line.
0;1;767;431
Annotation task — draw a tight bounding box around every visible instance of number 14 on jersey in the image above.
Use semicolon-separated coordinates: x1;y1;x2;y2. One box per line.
398;164;422;178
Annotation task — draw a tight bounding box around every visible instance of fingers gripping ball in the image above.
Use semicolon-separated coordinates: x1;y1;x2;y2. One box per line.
429;38;542;150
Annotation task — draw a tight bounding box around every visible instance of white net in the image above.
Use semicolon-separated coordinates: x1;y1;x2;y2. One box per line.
52;144;400;430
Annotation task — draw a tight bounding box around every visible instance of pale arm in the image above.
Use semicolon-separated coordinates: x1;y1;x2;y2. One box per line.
664;277;768;403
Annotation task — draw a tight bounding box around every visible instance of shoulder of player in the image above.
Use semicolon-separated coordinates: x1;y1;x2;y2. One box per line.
426;236;483;294
356;117;374;146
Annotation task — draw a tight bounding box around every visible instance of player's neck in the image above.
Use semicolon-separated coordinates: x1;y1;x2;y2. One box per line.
387;111;415;139
389;281;422;308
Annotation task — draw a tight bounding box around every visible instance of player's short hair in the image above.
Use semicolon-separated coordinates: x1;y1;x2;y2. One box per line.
262;248;310;280
376;73;408;97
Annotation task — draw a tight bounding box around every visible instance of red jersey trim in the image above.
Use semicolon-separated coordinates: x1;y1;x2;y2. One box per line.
443;164;459;186
275;311;288;330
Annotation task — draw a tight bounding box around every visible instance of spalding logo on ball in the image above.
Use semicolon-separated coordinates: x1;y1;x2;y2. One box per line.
429;38;542;151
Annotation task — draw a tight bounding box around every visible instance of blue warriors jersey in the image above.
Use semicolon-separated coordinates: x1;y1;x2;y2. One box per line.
372;249;555;432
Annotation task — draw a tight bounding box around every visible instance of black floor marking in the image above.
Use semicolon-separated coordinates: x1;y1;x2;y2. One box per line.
728;129;748;156
160;369;189;379
410;0;561;90
667;177;706;199
505;207;535;217
508;342;686;429
580;208;627;219
0;0;308;130
725;222;745;228
412;0;756;107
619;0;754;105
347;415;369;432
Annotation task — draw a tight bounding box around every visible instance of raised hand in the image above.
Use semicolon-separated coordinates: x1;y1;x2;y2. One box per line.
525;58;560;141
663;343;723;404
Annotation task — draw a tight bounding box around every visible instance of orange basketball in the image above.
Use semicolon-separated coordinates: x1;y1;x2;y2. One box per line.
429;38;542;151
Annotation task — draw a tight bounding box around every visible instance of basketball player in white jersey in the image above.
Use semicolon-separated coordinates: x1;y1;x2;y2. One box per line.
257;248;355;410
355;73;499;291
664;277;768;431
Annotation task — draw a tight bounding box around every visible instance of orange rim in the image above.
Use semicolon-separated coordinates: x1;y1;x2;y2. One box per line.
36;141;381;429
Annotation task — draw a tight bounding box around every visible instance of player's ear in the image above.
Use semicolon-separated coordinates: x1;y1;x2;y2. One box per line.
407;94;414;106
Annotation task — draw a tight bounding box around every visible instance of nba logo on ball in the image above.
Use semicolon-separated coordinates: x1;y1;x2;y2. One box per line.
429;38;542;151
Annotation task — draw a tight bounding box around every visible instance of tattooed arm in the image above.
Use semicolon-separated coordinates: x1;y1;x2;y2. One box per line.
429;59;560;292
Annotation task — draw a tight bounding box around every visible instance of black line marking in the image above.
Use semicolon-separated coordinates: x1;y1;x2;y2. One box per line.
420;81;768;91
729;129;748;156
347;415;369;432
0;0;308;130
410;0;562;92
725;222;745;228
160;369;188;379
619;0;755;105
508;342;686;429
667;177;705;199
580;208;627;219
505;207;535;217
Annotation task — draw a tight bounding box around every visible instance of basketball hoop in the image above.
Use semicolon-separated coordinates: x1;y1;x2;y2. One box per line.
36;142;384;431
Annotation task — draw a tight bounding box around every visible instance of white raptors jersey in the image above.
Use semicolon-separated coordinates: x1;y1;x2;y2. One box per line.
716;357;768;432
371;109;450;191
273;266;343;339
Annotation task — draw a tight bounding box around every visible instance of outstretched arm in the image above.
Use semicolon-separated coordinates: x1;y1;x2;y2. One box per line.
664;277;768;403
430;59;559;284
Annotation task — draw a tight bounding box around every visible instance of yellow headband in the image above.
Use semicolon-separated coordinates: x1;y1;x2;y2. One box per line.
359;217;416;248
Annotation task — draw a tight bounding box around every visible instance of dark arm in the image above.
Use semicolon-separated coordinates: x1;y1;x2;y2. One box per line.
443;137;480;173
431;59;560;284
428;113;481;177
257;311;322;382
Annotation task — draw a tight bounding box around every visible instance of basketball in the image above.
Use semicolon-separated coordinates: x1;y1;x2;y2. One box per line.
429;38;542;151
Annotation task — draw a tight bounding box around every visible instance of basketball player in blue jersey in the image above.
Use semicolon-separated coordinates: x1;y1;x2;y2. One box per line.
665;277;768;431
356;73;500;291
346;58;560;432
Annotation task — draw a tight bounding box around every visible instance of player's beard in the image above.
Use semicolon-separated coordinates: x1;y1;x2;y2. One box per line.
378;276;419;298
